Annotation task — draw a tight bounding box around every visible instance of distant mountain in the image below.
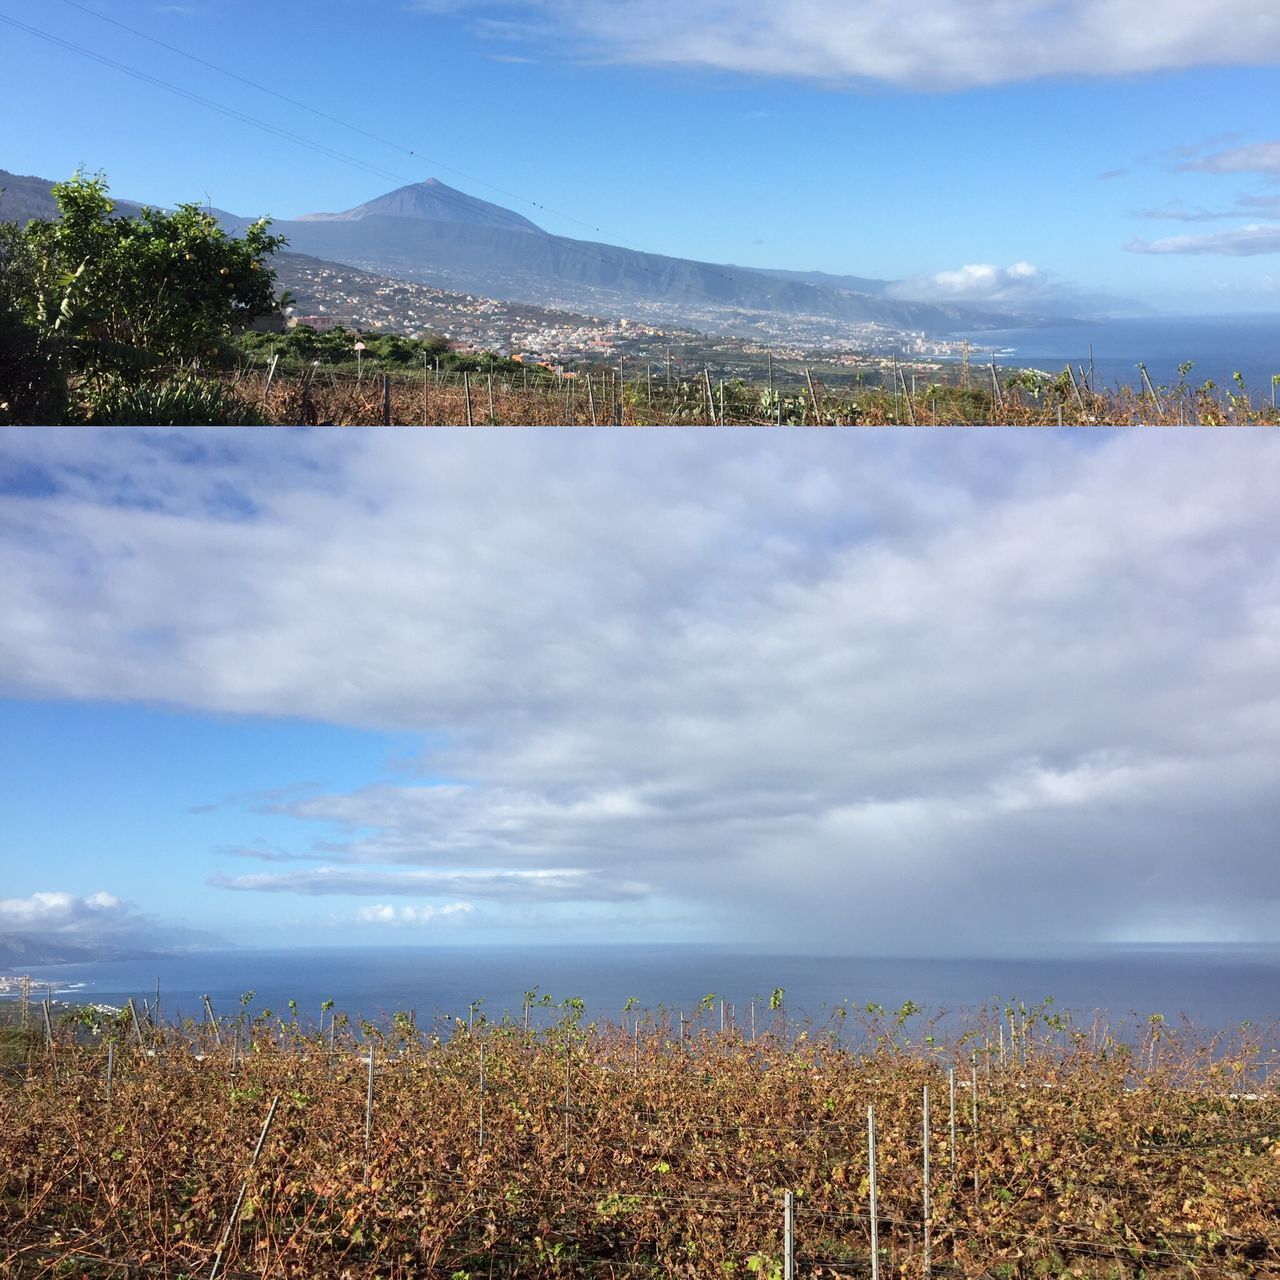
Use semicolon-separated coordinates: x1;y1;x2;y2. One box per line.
735;265;893;296
0;926;229;967
0;934;148;966
298;179;546;235
268;206;1002;337
0;167;146;224
2;167;1096;338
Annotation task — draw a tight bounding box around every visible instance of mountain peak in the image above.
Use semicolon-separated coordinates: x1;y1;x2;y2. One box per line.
296;179;545;234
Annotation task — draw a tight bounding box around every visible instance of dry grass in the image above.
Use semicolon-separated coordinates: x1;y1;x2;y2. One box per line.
220;366;1280;428
3;1002;1279;1278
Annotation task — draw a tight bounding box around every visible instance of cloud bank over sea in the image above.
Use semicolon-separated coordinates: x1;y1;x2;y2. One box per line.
3;430;1278;951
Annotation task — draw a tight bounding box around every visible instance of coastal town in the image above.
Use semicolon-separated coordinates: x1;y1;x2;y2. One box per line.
274;252;981;387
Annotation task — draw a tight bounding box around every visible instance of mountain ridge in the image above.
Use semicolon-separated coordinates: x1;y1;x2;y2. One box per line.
2;167;1090;337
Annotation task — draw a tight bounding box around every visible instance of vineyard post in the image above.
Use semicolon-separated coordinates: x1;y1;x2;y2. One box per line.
210;1094;280;1280
805;368;821;423
751;1000;756;1041
868;1103;880;1280
261;354;278;408
923;1084;932;1277
719;378;725;426
646;363;653;407
767;351;773;395
204;995;222;1046
463;372;474;427
703;368;715;423
948;1067;956;1179
128;997;145;1047
422;351;428;424
783;1189;795;1280
383;373;392;426
231;1026;239;1075
106;1042;114;1104
720;1000;725;1034
564;1044;571;1166
298;362;314;426
900;362;917;426
365;1044;375;1158
42;998;53;1050
479;1039;486;1151
586;369;598;426
666;347;672;393
971;1055;979;1200
487;374;496;425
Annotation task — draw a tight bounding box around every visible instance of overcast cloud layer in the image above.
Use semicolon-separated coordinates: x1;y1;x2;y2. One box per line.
3;431;1279;952
434;0;1280;89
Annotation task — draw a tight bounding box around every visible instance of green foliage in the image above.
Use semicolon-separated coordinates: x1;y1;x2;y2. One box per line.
234;322;517;377
20;171;285;389
0;220;68;423
80;372;266;426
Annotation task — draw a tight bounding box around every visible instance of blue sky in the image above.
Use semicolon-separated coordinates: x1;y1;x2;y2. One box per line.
3;429;1280;953
2;0;1278;313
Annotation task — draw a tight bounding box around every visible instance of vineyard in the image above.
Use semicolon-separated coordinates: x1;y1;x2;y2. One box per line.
3;998;1280;1278
199;360;1280;427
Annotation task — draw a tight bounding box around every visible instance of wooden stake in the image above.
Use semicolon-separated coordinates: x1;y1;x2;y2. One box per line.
783;1189;795;1280
211;1095;280;1280
868;1104;880;1280
805;367;821;423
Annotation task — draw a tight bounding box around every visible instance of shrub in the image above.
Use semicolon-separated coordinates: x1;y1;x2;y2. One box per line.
82;373;267;425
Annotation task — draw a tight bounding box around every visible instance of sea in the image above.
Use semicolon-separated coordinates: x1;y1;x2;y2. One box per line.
8;944;1280;1042
955;313;1280;396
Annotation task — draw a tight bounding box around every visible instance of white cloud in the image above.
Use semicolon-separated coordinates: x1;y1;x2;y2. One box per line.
4;430;1280;949
0;891;126;932
356;901;475;925
1127;224;1280;256
210;866;650;902
1181;141;1280;176
886;261;1049;304
432;0;1280;90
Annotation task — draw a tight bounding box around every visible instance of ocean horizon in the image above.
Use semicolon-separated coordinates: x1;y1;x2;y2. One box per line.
9;942;1280;1040
959;312;1280;396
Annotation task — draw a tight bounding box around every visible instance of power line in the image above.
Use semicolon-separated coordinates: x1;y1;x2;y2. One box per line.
0;13;413;194
52;0;652;252
0;12;668;286
8;6;754;294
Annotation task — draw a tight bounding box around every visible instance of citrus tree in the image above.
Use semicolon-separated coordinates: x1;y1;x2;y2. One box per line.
0;218;67;423
20;170;286;386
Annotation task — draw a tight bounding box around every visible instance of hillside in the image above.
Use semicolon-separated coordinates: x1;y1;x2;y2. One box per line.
0;167;145;224
4;168;1022;340
269;190;1000;338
